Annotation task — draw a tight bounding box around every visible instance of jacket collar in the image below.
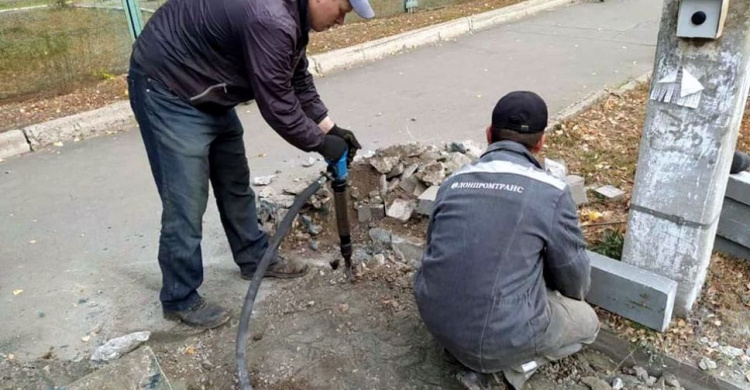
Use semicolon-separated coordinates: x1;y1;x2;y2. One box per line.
297;0;310;50
482;140;542;169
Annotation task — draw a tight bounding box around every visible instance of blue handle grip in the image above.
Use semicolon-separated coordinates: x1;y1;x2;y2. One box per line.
326;150;348;181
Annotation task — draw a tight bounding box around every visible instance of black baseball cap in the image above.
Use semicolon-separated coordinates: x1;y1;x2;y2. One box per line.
491;91;548;133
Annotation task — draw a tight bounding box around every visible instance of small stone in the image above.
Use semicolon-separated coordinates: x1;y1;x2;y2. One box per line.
367;253;386;269
379;175;388;197
369;228;392;248
633;366;649;383
338;303;349;313
38;311;45;318
611;377;624;390
369;155;399;174
309;240;319;251
300;215;322;236
415;162;446;186
252;175;275;186
646;376;657;386
388;178;401;192
391;235;424;264
402;163;419;179
352;248;371;265
387;163;404;179
443;152;472;175
357;205;372;223
718;345;744;358
302;156;316;167
698;357;717;371
417;186;439;215
386;199;414;222
661;372;679;388
370;204;386;220
595;185;626;200
580;376;611;390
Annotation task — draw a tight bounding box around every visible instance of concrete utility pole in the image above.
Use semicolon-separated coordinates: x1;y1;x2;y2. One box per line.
622;0;749;317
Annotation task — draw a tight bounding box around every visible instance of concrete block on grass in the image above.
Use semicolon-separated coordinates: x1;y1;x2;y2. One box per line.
417;186;439;215
594;185;625;201
0;130;30;159
716;198;750;248
724;172;750;206
713;236;750;261
566;175;588;206
586;250;677;332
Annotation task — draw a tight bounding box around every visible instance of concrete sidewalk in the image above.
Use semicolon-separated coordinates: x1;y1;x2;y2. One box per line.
0;0;661;361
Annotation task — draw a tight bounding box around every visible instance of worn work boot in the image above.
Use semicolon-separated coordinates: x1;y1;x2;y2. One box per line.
240;257;309;280
502;361;541;390
163;298;230;329
455;369;504;390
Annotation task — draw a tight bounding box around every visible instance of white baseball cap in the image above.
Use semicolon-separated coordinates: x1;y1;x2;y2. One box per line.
350;0;375;19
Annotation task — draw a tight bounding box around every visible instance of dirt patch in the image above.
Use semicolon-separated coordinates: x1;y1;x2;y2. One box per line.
0;76;128;132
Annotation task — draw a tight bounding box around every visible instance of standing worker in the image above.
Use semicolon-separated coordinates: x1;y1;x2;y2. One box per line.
127;0;373;329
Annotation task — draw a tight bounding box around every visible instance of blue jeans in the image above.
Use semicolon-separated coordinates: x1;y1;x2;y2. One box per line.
128;62;269;311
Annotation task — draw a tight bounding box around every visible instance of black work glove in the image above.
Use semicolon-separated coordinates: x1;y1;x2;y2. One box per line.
316;133;348;163
328;125;361;165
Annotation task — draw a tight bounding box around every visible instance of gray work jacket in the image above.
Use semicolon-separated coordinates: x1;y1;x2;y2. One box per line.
413;140;591;372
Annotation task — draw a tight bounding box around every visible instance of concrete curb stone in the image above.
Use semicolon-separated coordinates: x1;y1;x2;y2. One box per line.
0;129;30;159
22;101;134;150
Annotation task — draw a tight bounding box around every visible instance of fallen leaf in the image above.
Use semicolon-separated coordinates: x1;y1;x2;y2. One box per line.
12;289;23;296
185;345;196;355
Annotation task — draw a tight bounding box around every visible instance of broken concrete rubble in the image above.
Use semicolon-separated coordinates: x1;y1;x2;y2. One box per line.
447;140;484;160
386;163;404;179
417;186;439;216
415;162;445;186
386;199;414;222
252;175;275;186
442;152;472;175
369;155;399;174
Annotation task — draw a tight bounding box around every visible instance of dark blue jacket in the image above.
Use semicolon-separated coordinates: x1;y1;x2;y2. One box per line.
132;0;327;151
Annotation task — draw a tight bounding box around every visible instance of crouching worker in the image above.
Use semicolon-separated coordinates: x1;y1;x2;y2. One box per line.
414;91;600;389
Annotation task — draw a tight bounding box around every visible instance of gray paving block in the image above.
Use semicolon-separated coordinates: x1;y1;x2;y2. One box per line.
0;130;30;159
716;198;750;248
713;236;750;261
417;186;439;215
725;172;750;207
586;250;677;332
67;346;171;389
566;175;588;206
357;205;372;223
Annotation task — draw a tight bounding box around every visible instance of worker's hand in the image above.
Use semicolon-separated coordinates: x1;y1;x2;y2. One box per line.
328;125;361;165
316;133;348;163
